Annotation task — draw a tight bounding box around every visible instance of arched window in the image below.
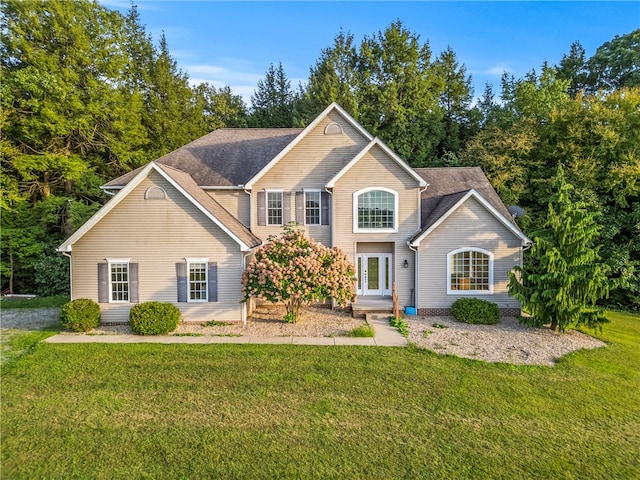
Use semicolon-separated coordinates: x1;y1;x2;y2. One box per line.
447;248;493;294
144;186;167;200
353;188;398;232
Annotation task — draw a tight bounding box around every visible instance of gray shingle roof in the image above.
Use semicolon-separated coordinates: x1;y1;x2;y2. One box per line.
414;167;518;236
104;128;303;188
155;163;262;249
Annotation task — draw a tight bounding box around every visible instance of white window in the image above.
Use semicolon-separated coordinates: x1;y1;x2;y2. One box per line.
187;259;208;302
353;188;398;232
267;191;283;225
447;248;493;294
107;259;130;303
305;190;321;225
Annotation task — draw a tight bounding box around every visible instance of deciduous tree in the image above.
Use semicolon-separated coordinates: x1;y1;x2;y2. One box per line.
242;225;356;322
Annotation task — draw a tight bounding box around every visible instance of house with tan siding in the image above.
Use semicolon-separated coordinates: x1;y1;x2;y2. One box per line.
58;103;530;324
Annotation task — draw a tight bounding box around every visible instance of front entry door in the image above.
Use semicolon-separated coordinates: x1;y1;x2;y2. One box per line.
356;254;392;296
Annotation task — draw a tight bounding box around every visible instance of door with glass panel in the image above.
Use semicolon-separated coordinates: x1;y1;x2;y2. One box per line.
356;254;392;296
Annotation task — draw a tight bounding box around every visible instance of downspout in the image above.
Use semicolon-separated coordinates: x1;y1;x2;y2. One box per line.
62;251;73;300
243;186;252;230
407;241;418;309
324;186;333;247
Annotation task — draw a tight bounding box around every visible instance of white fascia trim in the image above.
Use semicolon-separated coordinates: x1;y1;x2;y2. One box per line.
326;138;428;188
244;103;373;190
106;258;131;264
58;162;254;253
410;189;532;247
57;162;157;253
201;186;244;190
153;165;253;252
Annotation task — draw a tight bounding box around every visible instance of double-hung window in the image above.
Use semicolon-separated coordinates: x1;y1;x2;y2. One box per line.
447;248;493;294
187;259;208;302
305;191;321;225
100;258;136;304
267;191;283;226
177;259;217;303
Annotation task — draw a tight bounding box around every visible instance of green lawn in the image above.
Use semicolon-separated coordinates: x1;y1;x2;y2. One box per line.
1;312;639;479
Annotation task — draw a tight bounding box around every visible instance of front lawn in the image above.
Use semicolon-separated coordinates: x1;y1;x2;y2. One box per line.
1;311;639;479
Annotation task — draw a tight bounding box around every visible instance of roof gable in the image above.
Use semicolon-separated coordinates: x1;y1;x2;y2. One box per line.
410;188;531;246
59;162;261;253
326;137;427;188
244;103;374;189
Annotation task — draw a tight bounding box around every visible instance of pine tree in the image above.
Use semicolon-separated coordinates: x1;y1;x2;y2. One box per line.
249;62;295;127
508;166;614;332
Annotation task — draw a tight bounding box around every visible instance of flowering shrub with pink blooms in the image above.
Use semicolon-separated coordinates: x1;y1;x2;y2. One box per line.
242;224;356;322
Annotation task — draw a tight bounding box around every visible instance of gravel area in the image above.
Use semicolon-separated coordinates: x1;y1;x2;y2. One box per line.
406;315;606;366
2;306;607;366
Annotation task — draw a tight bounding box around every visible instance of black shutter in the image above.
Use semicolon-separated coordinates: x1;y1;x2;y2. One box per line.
176;262;187;302
321;191;330;225
98;263;108;303
295;191;304;225
257;192;266;226
207;262;218;302
129;263;139;303
283;192;291;224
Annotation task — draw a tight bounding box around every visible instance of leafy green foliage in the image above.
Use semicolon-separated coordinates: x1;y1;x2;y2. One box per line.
33;251;70;296
389;316;409;337
345;324;375;337
509;167;614;332
59;298;100;332
451;298;500;325
242;225;356;322
129;301;181;336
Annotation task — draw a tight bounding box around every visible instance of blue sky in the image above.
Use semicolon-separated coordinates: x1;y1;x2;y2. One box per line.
102;1;639;104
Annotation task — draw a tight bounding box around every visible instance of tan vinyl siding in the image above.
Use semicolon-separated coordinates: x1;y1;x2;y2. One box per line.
416;196;522;310
71;171;246;323
207;190;250;227
252;111;369;244
332;144;422;307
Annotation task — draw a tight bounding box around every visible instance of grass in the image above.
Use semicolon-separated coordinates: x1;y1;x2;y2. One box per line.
0;294;69;309
344;323;375;337
389;315;409;337
1;311;639;479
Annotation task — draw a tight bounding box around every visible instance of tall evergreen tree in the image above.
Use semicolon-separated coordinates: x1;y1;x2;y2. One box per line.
508;166;613;332
249;62;296;127
356;21;444;166
298;31;359;124
433;46;478;157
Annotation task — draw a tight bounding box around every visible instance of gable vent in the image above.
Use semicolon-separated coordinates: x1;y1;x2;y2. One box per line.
324;122;343;135
144;186;167;200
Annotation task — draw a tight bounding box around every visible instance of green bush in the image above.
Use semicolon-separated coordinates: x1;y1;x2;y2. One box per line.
451;297;500;325
59;299;101;332
130;302;181;335
346;324;375;337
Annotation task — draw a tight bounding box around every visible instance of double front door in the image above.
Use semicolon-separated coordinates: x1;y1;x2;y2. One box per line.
356;254;392;296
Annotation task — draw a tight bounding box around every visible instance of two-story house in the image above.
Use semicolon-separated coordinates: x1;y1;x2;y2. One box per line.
58;103;530;324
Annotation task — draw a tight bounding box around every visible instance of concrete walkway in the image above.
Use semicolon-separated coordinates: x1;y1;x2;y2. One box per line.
44;314;407;347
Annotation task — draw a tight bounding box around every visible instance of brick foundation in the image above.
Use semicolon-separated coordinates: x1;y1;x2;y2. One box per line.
417;307;521;317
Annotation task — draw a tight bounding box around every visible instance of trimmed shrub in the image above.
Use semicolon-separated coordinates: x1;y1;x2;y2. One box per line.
451;298;500;325
59;299;101;332
130;302;181;335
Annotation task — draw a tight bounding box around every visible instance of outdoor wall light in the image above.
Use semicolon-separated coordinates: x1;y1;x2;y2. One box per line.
403;259;409;268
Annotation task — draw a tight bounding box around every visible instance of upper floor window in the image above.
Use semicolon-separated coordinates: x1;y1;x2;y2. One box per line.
353;188;397;232
267;191;283;225
305;191;321;225
447;248;493;294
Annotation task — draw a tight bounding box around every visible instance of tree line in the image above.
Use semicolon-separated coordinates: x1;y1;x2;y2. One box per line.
1;0;638;310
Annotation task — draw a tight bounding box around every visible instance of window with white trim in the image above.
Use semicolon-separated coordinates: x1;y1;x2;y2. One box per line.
447;248;493;294
267;191;283;225
354;188;397;231
109;260;130;302
305;191;321;225
188;260;208;302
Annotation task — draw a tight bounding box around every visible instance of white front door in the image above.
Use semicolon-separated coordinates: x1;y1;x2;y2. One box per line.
356;254;392;296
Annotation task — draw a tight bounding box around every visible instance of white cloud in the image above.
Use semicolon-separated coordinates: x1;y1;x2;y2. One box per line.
185;63;306;106
482;65;513;76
